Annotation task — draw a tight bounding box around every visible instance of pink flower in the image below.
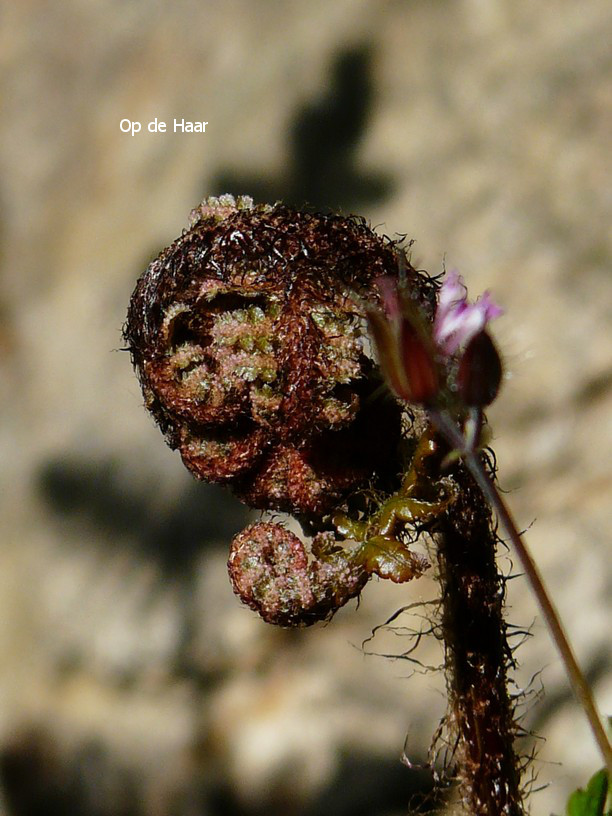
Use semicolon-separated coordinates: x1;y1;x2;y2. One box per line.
368;269;504;409
433;270;503;356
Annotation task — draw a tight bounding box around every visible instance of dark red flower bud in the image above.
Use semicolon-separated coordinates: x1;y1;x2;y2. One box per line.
457;330;503;407
366;284;440;405
365;307;412;401
398;316;439;405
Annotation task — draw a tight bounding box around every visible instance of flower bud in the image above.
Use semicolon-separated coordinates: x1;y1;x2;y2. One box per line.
398;316;439;405
367;282;440;406
457;330;503;407
365;307;412;401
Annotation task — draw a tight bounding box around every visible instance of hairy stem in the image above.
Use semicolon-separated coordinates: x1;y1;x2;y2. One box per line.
437;461;525;816
429;407;612;775
463;451;612;776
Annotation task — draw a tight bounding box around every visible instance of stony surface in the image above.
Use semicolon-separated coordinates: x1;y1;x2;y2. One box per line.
0;2;610;814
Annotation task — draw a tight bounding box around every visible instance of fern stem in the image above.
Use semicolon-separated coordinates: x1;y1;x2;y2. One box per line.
462;449;612;777
437;461;525;815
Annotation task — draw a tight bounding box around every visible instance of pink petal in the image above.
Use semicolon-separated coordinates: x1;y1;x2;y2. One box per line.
433;272;503;356
477;291;504;322
436;305;486;355
437;269;467;314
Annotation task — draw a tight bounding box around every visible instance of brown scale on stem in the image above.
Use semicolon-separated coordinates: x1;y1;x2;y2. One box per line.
435;458;525;816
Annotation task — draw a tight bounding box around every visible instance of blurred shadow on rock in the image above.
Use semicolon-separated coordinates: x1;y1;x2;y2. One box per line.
211;45;393;213
0;730;442;816
36;455;249;576
303;751;441;816
199;751;441;816
0;730;139;816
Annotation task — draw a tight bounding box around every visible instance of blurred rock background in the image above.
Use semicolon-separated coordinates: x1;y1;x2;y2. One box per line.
0;1;610;814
